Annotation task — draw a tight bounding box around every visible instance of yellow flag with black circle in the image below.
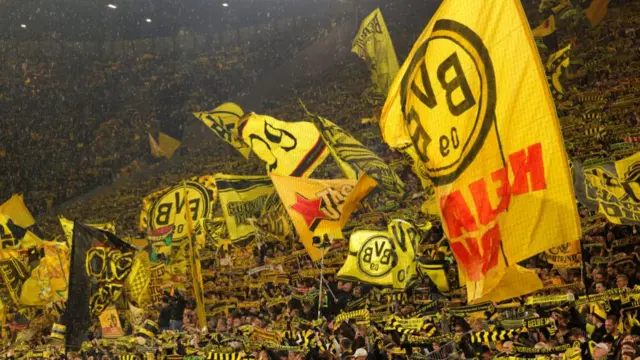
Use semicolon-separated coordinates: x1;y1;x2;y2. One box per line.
140;175;217;243
215;174;274;245
380;0;580;303
237;113;329;177
271;175;377;261
352;8;399;94
193;102;251;159
338;219;418;289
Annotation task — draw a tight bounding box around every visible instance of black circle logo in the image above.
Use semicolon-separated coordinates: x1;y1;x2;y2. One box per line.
357;234;395;278
400;19;497;185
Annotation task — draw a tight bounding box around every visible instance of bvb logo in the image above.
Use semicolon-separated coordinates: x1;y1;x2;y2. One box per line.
400;19;497;185
149;181;211;241
357;235;396;278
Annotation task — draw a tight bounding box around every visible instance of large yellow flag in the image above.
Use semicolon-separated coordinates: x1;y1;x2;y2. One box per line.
584;0;611;26
237;113;329;177
0;194;35;228
140;175;217;243
271;175;377;261
193;102;251;159
214;174;274;245
380;0;580;303
352;8;400;94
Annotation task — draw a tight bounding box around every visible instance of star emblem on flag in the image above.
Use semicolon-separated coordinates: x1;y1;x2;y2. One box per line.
290;193;328;228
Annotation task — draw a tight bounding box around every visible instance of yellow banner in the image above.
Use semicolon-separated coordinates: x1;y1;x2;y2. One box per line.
544;240;581;268
0;194;35;229
140;175;217;243
546;44;571;101
237;113;329;177
352;8;399;93
98;306;124;339
19;241;69;306
215;174;274;244
380;0;580;303
338;219;417;289
574;151;640;225
271;174;377;261
193;102;251;159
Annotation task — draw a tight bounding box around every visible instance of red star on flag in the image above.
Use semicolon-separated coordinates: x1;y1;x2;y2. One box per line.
290;193;328;228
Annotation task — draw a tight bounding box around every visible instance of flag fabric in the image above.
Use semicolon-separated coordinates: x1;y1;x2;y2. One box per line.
63;223;135;351
309;114;405;198
0;194;35;229
184;184;207;330
544;240;582;268
59;216;116;246
255;192;294;242
271;175;377;261
193;102;251;159
0;250;29;307
215;174;274;245
125;252;152;307
140;175;217;243
573;152;640;225
237;113;329;177
532;15;556;38
584;0;611;26
149;132;181;159
149;133;164;158
98;306;124;339
352;8;400;94
416;260;450;293
146;225;174;264
546;44;571;100
19;241;69;306
338;219;418;289
380;0;580;303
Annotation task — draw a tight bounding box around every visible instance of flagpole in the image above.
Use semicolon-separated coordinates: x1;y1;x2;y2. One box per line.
317;249;325;320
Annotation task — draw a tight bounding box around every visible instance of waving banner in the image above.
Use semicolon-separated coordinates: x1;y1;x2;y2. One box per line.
140;175;217;243
193;102;251;159
544;240;581;268
352;8;399;93
271;175;377;261
573;152;640;225
215;174;274;245
237;113;329;177
380;0;580;302
309;114;405;198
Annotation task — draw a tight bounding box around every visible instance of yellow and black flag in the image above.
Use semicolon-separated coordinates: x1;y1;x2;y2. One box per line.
546;44;571;100
148;132;181;159
338;219;418;289
140;175;217;243
62;223;135;351
416;260;450;293
255;191;294;243
271;174;377;261
214;174;274;245
573;151;640;225
194;102;251;159
352;8;400;94
380;0;580;302
309;114;405;198
237;113;329;177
